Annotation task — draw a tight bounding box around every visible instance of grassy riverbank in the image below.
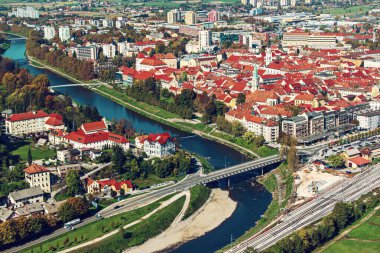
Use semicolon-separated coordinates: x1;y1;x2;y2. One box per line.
80;196;186;253
27;53;277;158
217;163;293;253
182;185;212;220
93;85;278;158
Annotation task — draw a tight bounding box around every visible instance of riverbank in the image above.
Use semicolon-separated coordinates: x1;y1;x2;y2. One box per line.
217;163;294;253
26;53;274;159
126;189;237;253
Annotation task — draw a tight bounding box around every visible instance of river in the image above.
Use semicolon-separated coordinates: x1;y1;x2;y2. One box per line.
3;38;272;253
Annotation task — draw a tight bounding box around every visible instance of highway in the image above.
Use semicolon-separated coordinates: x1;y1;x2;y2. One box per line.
225;164;380;253
5;155;281;253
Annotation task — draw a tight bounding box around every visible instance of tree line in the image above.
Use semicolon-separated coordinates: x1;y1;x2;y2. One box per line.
101;146;192;182
120;78;227;120
26;31;95;81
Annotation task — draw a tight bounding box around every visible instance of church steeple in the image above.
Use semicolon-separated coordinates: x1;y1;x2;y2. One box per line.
265;46;272;67
251;64;259;92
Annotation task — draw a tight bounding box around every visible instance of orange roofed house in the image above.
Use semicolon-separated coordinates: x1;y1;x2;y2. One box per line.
5;110;65;135
87;179;134;195
24;164;51;193
64;119;130;151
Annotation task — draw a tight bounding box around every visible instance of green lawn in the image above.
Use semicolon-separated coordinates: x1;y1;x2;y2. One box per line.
80;196;186;253
323;240;380;253
11;141;56;162
95;85;179;119
182;185;211;220
323;209;380;253
21;195;174;253
323;5;373;16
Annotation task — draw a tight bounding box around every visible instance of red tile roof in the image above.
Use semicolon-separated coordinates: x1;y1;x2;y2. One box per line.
24;164;49;174
348;157;369;166
82;120;107;133
65;129;128;144
146;132;172;145
7;110;49;122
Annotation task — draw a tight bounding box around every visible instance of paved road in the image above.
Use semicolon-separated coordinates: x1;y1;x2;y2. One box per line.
225;164;380;253
5;155;281;253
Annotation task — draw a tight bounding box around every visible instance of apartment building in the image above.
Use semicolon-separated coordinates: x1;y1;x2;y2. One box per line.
282;116;309;139
199;30;212;51
357;110;380;130
5;110;65;135
8;7;39;19
102;44;116;58
75;45;98;61
24;164;51;193
303;112;324;135
43;26;56;40
185;11;197;25
58;26;70;42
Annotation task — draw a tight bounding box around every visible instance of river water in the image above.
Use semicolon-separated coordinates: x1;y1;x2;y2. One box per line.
3;38;273;253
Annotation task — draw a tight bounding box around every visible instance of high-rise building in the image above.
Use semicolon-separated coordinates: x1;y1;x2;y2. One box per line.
251;64;259;91
241;0;250;5
207;10;220;22
102;44;116;58
167;10;179;23
58;26;70;42
198;30;212;51
8;6;39;19
291;0;297;6
75;45;98;61
43;26;56;40
184;11;196;25
265;46;272;66
280;0;289;6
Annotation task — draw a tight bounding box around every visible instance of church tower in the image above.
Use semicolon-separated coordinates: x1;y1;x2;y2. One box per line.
265;46;272;67
251;64;259;92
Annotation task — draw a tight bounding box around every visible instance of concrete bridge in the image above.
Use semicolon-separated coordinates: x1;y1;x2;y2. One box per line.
199;155;284;184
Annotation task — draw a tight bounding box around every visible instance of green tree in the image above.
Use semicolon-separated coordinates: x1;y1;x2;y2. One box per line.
231;121;245;137
243;131;256;143
27;146;32;165
66;170;82;197
326;154;344;168
112;145;126;174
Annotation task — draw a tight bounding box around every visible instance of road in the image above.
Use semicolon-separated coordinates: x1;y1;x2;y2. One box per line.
5;155;281;253
225;163;380;253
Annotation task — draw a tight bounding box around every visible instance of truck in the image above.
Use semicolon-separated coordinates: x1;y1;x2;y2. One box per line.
64;218;81;230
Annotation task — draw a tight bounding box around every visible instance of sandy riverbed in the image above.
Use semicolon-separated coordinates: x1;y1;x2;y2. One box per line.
125;188;237;253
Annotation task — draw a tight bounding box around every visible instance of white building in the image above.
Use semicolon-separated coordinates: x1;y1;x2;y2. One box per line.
357;110;380;130
58;26;70;42
8;6;39;19
199;30;212;51
167;10;179;23
5;110;64;135
102;19;113;28
24;164;51;193
143;133;175;158
184;11;196;25
43;26;56;40
8;187;44;208
64;120;130;151
74;45;98;61
102;44;116;58
115;20;125;29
